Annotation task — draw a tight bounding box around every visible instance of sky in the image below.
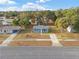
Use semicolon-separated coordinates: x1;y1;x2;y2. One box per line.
0;0;79;11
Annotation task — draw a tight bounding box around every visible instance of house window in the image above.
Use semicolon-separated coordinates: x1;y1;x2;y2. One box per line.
4;30;6;33
42;29;46;32
37;29;41;32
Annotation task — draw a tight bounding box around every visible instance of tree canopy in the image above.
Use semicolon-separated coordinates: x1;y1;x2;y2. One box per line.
1;7;79;32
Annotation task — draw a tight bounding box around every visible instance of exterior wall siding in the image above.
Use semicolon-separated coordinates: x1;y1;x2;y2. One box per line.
0;29;18;34
33;28;48;33
0;26;21;34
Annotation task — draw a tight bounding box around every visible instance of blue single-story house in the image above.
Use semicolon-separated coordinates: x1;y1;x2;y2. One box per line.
33;25;49;33
0;26;21;34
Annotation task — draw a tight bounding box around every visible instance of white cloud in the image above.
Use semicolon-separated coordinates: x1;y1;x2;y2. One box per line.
5;7;19;11
0;2;52;11
22;2;46;11
0;7;20;11
0;0;16;4
36;0;50;3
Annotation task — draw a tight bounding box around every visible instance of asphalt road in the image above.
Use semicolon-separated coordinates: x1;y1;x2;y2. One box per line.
0;46;79;59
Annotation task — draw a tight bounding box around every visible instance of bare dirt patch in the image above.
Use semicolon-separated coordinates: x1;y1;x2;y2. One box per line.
60;41;79;46
0;34;10;44
56;33;79;41
56;33;79;46
8;41;52;46
8;33;52;46
14;33;50;40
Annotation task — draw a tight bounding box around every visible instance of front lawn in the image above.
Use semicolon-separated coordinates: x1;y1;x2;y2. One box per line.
56;33;79;41
8;33;52;46
13;33;50;41
0;34;10;44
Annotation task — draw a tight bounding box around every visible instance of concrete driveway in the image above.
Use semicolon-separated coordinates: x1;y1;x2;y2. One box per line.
50;34;62;46
0;32;18;46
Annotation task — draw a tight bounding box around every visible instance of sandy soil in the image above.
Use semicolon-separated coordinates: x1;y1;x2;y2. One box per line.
0;34;10;44
8;41;52;46
8;33;52;46
60;41;79;46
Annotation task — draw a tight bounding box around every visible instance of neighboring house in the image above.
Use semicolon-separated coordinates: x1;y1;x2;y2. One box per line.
67;25;76;32
0;16;14;25
33;25;49;33
0;17;4;25
0;26;21;34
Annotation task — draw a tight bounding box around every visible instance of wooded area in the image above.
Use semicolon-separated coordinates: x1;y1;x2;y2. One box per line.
0;7;79;32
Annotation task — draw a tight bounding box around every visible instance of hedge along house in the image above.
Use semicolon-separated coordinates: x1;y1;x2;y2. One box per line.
33;25;49;33
0;26;21;34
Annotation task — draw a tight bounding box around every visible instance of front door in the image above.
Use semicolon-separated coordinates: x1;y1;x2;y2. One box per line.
4;30;6;33
13;30;18;33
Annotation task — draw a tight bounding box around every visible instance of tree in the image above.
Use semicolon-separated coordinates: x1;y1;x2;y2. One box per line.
12;19;20;26
55;7;79;32
35;15;43;25
55;9;63;18
18;12;27;20
46;11;57;22
19;17;30;29
73;15;79;32
6;11;18;18
55;17;70;32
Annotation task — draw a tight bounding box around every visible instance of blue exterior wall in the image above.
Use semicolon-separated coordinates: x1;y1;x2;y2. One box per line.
33;29;48;33
12;30;18;33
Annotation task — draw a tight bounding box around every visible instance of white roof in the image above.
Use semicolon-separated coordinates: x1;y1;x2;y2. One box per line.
0;26;21;30
0;16;14;22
